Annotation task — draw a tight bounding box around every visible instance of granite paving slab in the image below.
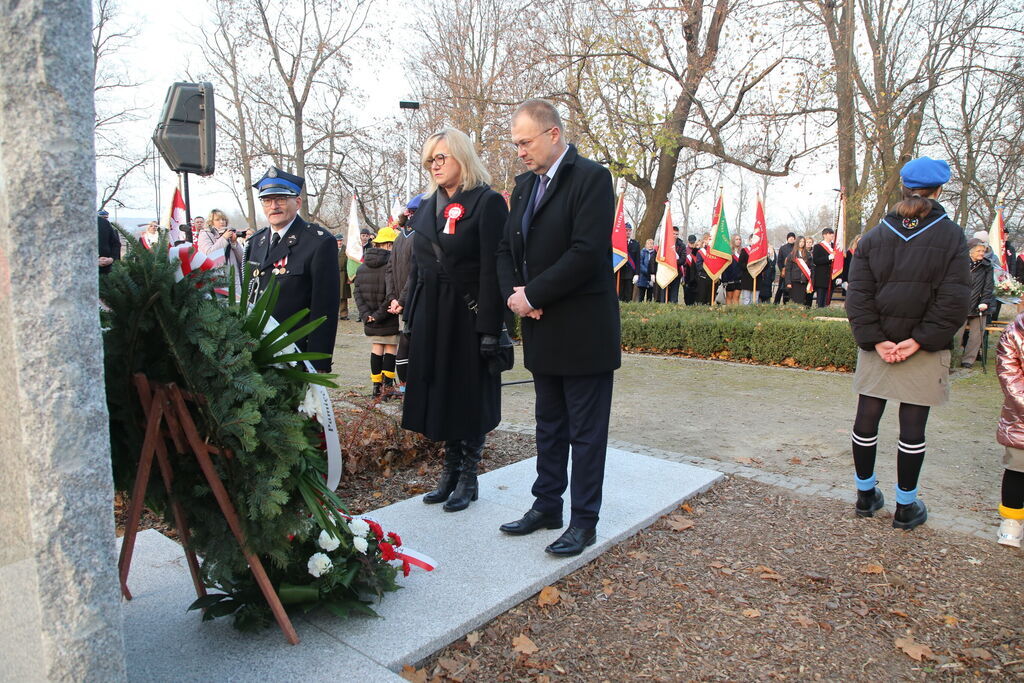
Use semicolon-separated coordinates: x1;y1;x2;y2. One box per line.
120;448;722;678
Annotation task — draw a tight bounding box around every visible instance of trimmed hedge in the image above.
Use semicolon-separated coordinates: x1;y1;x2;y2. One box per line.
512;303;962;371
619;303;858;370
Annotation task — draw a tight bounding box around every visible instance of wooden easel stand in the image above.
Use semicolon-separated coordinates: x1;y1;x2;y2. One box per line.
117;374;299;645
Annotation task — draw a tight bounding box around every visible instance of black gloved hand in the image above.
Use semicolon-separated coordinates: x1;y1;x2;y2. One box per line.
480;334;500;358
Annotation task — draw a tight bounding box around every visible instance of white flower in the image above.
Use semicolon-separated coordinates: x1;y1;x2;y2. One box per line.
317;529;340;552
297;386;319;417
352;536;369;555
307;552;333;577
348;518;371;538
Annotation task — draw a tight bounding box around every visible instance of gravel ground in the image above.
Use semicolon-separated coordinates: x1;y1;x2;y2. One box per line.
410;476;1024;682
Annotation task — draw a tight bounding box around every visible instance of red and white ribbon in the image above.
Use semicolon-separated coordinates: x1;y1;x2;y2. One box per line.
347;515;437;576
169;244;228;296
443;203;465;235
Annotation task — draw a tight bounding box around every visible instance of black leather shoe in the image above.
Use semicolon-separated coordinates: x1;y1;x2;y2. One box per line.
893;500;927;530
499;509;563;535
545;526;597;557
855;487;885;517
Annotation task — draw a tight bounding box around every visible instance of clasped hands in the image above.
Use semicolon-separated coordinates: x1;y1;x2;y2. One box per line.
875;339;920;364
507;286;542;320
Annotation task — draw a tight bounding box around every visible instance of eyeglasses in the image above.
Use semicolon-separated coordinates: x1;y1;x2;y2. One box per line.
423;153;449;169
510;127;554;151
260;197;293;206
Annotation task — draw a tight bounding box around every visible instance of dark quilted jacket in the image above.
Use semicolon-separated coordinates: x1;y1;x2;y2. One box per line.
354;247;399;336
846;200;970;352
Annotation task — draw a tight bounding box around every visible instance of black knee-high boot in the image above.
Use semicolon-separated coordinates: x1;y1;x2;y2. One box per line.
423;441;461;504
444;436;484;512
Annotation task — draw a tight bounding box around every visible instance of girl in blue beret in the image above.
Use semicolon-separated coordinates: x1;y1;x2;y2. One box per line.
845;157;971;530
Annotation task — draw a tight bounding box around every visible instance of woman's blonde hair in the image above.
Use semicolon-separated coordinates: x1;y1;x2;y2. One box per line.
421;127;491;195
207;208;229;227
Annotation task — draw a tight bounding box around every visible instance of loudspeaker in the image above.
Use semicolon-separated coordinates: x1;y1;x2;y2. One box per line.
153;82;216;176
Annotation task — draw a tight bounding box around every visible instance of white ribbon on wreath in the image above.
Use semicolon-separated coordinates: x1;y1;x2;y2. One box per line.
266;316;343;491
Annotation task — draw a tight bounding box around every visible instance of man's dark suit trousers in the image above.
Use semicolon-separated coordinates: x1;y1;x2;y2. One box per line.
530;371;614;529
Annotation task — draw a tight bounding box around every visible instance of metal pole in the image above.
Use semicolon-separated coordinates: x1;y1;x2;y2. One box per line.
182;172;193;243
405;112;412;202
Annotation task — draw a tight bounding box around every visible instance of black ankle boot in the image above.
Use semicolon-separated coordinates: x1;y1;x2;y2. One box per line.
893;500;927;530
855;487;885;517
423;441;461;504
372;382;382;398
444;436;484;512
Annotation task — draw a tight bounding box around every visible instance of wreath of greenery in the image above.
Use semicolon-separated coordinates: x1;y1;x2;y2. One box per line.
101;233;399;630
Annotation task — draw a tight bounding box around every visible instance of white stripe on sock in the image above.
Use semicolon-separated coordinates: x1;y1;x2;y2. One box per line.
851;432;878;446
897;440;926;454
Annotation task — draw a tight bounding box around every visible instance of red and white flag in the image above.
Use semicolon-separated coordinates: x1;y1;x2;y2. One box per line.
832;192;847;280
165;187;187;244
990;196;1008;271
746;192;769;280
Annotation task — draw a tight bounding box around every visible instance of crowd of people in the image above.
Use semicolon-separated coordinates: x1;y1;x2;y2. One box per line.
99;110;1022;553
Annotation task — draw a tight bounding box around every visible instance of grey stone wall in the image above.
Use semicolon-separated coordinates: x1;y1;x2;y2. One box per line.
0;0;126;679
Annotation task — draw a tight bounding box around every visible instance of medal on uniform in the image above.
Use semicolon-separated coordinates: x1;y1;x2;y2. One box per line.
272;255;288;275
443;203;465;235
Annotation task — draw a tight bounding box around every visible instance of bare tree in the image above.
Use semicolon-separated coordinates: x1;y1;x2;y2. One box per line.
92;0;149;209
248;0;374;218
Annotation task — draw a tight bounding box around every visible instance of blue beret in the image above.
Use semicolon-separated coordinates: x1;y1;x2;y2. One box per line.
252;166;304;198
97;209;109;217
900;157;951;189
407;193;425;211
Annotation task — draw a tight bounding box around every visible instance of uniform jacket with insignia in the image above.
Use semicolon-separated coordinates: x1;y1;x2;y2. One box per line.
245;215;340;371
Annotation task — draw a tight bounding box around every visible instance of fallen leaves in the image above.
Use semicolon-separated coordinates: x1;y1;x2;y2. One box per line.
792;614;816;628
895;635;934;661
537;586;561;607
466;631;480;647
859;563;885;574
742;608;762;619
962;647;993;660
666;515;695;532
512;633;539;655
399;665;427;683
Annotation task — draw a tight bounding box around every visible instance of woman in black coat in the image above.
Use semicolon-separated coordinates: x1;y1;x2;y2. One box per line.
402;127;509;512
785;237;812;307
845;157;970;530
960;238;995;368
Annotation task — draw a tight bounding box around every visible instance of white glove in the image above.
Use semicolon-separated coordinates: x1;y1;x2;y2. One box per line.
828;254;834;261
835;278;843;285
632;275;639;285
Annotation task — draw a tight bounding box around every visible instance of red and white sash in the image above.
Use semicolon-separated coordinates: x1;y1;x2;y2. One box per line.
819;240;835;255
794;257;814;292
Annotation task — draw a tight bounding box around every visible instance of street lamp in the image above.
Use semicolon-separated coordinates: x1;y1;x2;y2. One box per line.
399;100;420;202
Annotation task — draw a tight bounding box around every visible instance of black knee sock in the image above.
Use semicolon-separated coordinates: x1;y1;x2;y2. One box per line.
382;353;396;386
852;430;879;487
896;437;925;497
1002;469;1024;510
895;403;929;502
852;395;886;489
370;352;383;383
396;358;408;383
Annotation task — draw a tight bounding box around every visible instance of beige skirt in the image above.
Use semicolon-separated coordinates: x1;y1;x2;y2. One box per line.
367;334;399;345
852;347;951;406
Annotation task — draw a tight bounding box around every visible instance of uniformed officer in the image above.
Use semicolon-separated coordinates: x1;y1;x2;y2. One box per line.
245;166;341;372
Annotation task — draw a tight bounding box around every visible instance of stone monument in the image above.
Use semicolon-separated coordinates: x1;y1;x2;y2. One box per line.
0;0;127;679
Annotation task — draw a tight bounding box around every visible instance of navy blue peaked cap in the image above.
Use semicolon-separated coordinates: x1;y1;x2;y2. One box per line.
253;166;304;198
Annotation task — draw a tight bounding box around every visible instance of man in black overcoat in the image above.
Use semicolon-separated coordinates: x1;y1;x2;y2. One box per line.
774;232;796;304
97;210;120;274
496;99;621;557
811;227;836;308
244;167;340;372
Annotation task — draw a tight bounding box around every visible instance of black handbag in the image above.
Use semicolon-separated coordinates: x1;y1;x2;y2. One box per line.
430;241;514;373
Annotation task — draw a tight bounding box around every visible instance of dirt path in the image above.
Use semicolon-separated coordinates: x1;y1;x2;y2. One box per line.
331;319;1007;534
